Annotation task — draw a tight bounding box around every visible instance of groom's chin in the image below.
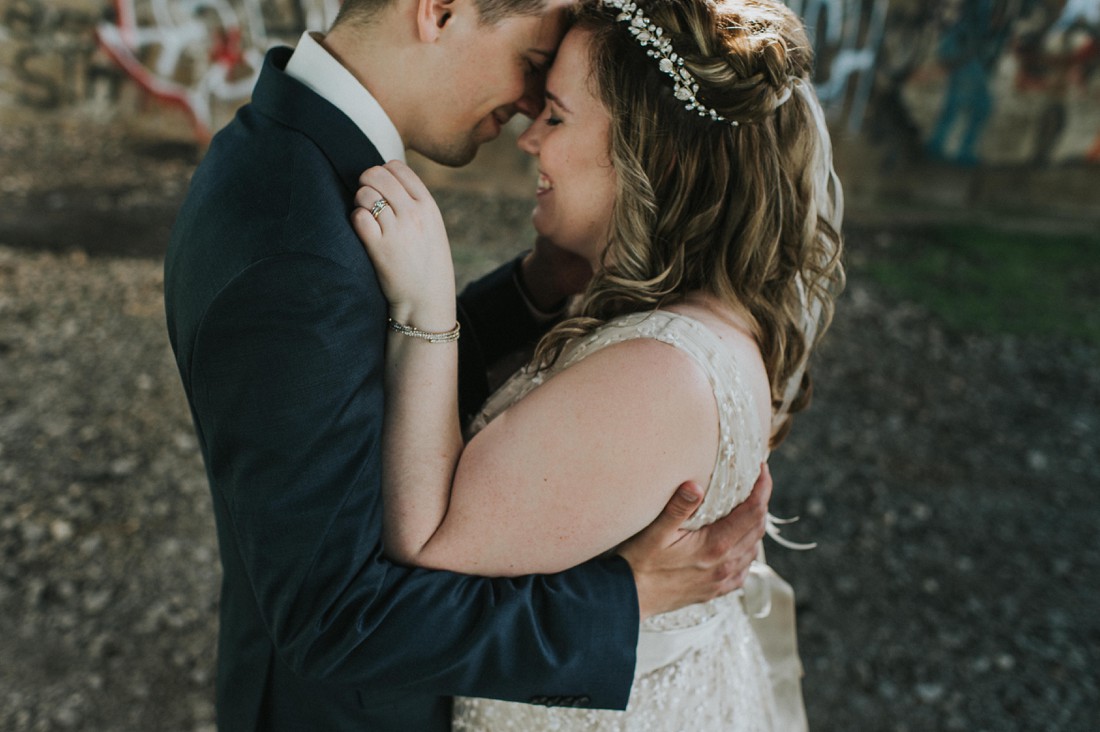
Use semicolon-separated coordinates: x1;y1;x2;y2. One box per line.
423;139;481;169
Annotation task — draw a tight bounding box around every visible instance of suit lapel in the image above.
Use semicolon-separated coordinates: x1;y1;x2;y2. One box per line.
251;47;386;194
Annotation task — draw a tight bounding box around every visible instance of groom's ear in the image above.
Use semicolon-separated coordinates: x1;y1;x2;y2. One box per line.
416;0;459;42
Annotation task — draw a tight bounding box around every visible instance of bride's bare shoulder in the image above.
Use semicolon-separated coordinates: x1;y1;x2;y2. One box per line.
663;298;761;355
662;299;772;428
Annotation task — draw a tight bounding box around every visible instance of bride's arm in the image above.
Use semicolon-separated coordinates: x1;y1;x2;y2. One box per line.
353;163;725;581
420;336;719;576
352;163;464;558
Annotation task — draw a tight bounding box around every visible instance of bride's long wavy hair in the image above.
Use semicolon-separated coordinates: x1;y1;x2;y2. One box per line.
533;0;845;446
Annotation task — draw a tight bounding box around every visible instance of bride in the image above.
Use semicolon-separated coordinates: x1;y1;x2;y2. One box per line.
352;0;843;728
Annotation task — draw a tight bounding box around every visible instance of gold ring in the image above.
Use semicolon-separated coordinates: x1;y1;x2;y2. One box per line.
369;198;390;220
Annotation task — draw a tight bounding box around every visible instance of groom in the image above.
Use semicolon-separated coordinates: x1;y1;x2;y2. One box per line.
165;0;771;729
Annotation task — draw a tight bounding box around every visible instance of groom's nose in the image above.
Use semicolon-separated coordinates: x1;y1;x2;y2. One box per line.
496;92;545;130
514;70;548;120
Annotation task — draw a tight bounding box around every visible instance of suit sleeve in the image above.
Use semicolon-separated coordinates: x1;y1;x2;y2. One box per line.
456;255;547;422
188;252;638;707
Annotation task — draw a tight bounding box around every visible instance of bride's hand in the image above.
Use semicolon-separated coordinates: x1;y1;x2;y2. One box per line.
352;161;456;331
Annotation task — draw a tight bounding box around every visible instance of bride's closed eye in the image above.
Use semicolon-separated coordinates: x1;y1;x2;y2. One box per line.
543;102;564;126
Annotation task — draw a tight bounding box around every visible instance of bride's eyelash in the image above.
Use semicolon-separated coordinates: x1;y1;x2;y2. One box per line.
547;115;563;126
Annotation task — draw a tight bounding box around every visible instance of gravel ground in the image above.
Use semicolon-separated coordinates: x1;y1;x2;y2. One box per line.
1;116;1098;731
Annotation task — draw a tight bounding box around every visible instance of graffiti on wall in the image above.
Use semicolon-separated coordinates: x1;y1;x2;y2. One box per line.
898;0;1100;165
1010;0;1100;162
788;0;890;134
792;0;1100;165
95;0;340;141
1;0;1097;164
1;0;124;110
0;0;337;141
921;0;1016;165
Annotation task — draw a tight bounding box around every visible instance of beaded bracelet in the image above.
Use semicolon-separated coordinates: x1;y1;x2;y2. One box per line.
387;318;461;343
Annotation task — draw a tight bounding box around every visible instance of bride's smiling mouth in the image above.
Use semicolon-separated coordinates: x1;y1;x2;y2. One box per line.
536;173;553;195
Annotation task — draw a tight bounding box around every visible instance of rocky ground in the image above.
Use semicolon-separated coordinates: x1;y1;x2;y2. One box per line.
1;114;1098;731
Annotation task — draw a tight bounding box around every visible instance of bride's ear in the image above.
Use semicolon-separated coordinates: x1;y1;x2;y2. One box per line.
416;0;457;42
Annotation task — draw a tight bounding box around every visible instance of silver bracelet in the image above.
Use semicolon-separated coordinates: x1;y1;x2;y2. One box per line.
387;318;461;343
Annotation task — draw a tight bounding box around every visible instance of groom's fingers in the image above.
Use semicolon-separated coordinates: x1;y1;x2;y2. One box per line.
662;482;705;526
638;481;704;548
701;465;770;563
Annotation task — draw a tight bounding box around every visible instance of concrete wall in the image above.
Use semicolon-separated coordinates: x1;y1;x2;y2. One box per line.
2;0;1098;215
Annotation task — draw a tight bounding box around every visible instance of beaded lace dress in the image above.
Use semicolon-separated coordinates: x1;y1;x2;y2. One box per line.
453;310;800;732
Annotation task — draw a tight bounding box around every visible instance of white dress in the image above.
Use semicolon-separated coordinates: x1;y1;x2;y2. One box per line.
453;311;807;732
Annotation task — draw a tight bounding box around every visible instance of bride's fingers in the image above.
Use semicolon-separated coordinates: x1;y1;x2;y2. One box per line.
356;185;401;226
352;184;387;240
354;184;387;213
370;195;397;224
383;160;433;202
351;202;382;244
359;164;414;211
354;180;378;202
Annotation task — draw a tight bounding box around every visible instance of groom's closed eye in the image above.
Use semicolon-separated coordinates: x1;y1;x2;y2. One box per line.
521;50;555;110
525;59;550;78
525;48;554;74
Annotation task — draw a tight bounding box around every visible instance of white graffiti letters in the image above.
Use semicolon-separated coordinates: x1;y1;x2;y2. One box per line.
96;0;339;141
788;0;890;134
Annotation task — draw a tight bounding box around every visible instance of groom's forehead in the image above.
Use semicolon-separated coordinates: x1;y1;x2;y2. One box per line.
475;0;574;55
474;0;562;22
478;0;576;27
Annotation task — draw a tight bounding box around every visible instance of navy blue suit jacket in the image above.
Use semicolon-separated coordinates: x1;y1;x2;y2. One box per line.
164;48;638;731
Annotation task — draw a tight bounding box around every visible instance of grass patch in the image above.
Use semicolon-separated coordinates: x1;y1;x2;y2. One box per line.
862;223;1100;343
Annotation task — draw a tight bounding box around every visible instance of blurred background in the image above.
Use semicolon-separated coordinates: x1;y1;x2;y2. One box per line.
1;0;1098;730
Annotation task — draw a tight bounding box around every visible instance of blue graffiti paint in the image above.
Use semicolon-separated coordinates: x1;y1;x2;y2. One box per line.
925;0;1011;165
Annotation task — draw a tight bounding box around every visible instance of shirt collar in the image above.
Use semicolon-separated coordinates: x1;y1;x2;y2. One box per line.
284;31;405;163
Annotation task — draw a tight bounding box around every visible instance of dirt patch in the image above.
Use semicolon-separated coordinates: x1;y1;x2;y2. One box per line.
1;114;1097;731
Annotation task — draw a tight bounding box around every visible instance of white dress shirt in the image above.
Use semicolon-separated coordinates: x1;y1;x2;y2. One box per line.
285;31;406;163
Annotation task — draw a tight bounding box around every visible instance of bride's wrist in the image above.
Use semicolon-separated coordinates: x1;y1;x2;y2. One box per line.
387;302;456;334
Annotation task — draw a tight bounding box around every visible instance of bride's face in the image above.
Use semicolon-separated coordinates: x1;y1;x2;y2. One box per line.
517;28;616;267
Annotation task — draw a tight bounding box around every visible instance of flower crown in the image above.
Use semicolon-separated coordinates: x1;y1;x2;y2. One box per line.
601;0;797;126
602;0;736;125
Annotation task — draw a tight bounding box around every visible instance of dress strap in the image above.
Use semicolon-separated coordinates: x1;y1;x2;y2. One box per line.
556;311;767;526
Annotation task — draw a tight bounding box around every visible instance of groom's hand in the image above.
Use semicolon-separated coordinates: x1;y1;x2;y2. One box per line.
618;464;772;620
518;236;594;313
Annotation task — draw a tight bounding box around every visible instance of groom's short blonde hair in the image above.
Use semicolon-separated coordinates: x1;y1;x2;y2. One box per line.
333;0;549;28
